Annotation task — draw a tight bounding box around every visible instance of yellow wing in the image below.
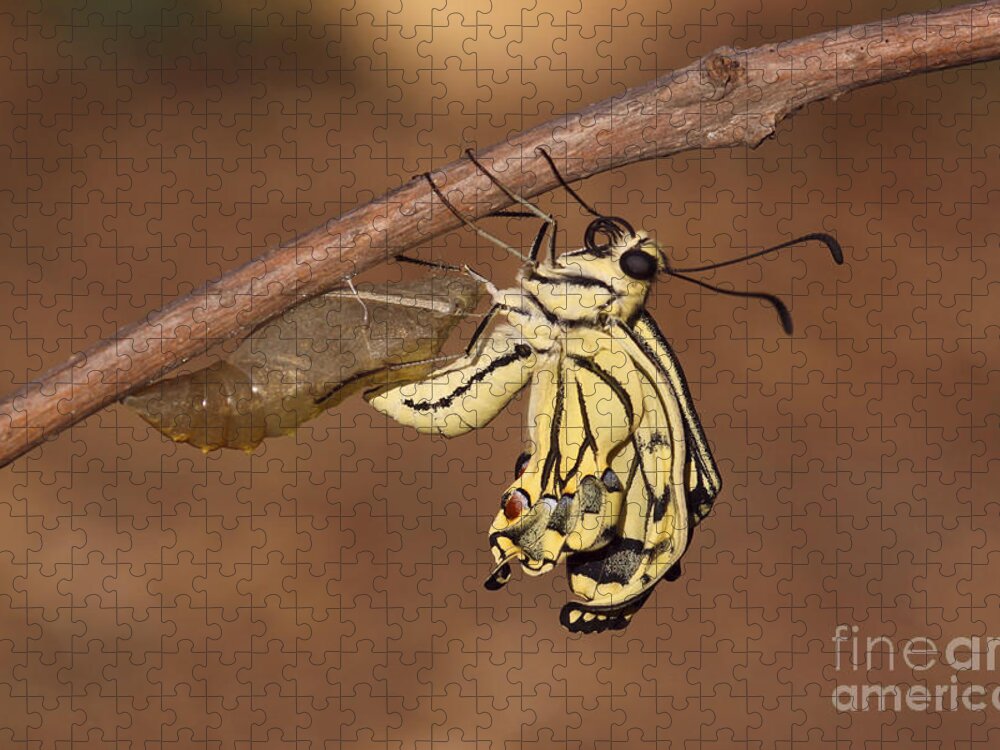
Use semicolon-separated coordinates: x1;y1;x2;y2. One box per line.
365;323;538;437
485;336;639;582
631;311;722;520
558;315;721;633
369;306;721;634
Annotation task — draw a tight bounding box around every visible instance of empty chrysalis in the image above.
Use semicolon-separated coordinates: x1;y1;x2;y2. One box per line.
125;272;482;451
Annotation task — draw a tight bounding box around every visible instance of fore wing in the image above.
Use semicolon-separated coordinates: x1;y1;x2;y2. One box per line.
366;323;539;437
628;312;722;522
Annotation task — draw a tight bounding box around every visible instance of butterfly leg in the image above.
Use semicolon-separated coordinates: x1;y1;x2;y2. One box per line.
463;150;559;267
424;171;530;262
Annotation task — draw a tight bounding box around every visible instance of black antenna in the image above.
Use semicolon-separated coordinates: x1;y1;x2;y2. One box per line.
671;233;843;273
536;147;603;219
663;232;844;334
666;271;795;335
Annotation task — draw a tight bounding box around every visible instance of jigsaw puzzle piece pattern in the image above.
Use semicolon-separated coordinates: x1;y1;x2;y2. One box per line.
0;0;998;747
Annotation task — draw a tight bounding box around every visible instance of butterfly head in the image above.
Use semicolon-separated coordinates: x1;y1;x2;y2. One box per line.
546;216;668;323
559;215;668;282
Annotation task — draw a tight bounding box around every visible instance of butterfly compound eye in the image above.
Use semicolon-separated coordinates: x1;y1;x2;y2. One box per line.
619;249;658;280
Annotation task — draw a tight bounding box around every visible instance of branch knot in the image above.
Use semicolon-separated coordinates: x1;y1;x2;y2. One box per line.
702;48;743;98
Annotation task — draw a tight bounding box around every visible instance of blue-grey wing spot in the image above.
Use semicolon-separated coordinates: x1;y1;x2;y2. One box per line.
546;494;573;534
579;475;605;513
601;467;622;493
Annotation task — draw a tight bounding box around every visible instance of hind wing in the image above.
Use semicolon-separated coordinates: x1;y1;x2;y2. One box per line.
560;315;720;633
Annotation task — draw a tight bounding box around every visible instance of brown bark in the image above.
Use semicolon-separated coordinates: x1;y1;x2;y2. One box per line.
1;1;998;468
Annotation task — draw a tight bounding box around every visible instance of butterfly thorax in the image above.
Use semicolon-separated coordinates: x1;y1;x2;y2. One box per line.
496;232;663;339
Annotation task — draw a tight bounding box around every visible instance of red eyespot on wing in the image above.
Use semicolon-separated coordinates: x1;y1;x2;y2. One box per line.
504;489;529;520
504;497;523;520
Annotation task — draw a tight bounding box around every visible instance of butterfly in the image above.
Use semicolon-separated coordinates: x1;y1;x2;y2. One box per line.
367;149;842;633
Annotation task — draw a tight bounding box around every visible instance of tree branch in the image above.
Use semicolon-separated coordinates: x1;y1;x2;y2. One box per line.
1;1;998;468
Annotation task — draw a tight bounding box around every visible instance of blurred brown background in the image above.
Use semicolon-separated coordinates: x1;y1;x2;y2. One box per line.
1;0;998;746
